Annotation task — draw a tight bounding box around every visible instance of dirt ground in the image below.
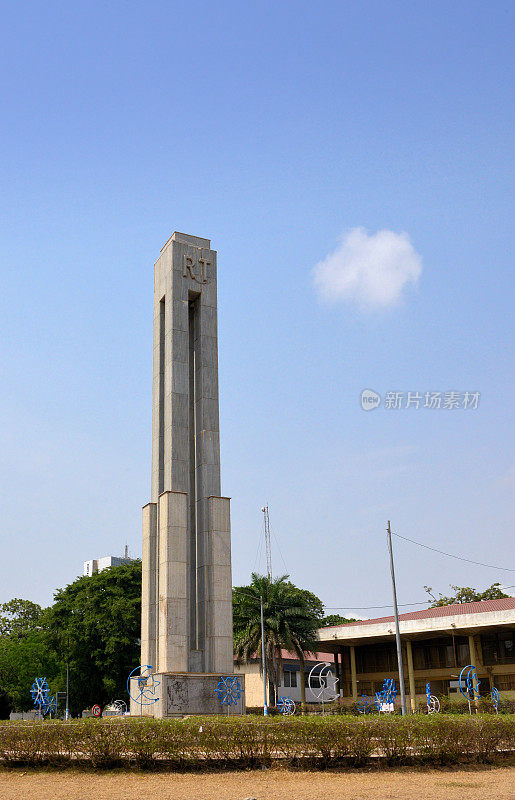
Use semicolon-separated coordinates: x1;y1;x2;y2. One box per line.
0;766;514;800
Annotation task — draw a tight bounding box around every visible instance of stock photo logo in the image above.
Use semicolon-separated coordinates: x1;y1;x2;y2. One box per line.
360;389;381;411
360;390;480;411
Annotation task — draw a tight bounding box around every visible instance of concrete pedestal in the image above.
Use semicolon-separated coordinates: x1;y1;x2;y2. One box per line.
129;672;245;718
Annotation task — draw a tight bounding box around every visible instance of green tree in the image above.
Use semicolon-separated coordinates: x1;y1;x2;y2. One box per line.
319;613;357;627
0;597;57;716
283;583;325;622
0;631;57;714
424;582;509;607
45;560;142;715
233;573;319;710
0;598;43;637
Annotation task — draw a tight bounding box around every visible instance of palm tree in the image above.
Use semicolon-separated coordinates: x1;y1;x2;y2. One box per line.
233;573;319;710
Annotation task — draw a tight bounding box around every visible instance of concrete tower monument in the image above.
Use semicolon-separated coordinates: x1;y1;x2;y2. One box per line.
134;232;244;716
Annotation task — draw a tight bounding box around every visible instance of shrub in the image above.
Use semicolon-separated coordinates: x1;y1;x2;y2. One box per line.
0;715;513;769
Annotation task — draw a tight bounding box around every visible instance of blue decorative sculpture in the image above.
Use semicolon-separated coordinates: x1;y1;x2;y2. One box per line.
425;682;440;713
277;696;296;715
127;665;160;706
43;694;58;716
31;677;49;715
215;676;242;706
383;678;397;703
459;665;480;701
491;686;500;714
459;664;480;714
307;662;339;703
375;678;397;713
30;677;59;717
357;695;371;714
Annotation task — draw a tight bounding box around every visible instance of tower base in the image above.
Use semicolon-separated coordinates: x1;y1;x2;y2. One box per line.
129;672;245;718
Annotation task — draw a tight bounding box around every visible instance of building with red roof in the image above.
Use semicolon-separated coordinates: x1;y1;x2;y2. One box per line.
317;597;515;709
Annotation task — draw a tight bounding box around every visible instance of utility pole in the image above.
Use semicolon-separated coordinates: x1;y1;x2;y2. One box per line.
260;595;268;716
387;521;407;715
65;635;70;720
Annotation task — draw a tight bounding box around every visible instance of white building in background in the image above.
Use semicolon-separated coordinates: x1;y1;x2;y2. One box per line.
83;549;133;576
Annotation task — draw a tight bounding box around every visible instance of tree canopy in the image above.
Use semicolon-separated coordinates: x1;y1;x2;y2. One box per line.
318;613;357;627
424;582;509;607
45;560;142;714
0;561;142;717
0;598;44;637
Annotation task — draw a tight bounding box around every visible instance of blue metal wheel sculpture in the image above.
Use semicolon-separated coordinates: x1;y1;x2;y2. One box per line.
215;676;242;706
277;696;296;715
127;665;160;706
43;694;58;716
357;695;371;714
383;678;397;703
31;677;49;714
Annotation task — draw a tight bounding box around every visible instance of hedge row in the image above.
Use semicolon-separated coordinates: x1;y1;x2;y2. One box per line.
247;697;515;716
0;715;514;768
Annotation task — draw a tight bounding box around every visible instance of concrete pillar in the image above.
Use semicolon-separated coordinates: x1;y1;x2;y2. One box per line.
487;668;494;690
334;651;341;697
141;502;158;669
406;640;416;713
350;646;358;701
158;491;189;673
468;634;480;708
203;495;233;673
474;634;484;667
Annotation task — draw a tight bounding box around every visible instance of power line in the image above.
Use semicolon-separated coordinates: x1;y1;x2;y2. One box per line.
262;505;272;580
324;584;515;612
271;527;289;575
252;520;264;574
325;604;421;609
391;531;515;572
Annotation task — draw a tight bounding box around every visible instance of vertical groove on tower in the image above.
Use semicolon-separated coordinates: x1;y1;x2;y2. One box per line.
188;296;198;656
158;297;165;496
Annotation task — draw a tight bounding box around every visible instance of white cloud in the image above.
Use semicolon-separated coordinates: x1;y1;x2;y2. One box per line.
313;227;422;310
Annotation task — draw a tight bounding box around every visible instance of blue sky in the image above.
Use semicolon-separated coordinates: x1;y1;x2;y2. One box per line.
0;1;513;612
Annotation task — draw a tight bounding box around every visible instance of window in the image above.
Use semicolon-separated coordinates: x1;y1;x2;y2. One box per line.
356;643;397;673
283;671;297;688
496;674;515;691
412;636;468;670
481;630;515;665
307;673;320;689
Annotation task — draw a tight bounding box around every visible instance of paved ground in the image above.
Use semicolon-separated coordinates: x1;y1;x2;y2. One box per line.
0;766;514;800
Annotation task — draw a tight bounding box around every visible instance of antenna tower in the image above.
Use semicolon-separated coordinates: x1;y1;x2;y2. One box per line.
261;505;272;580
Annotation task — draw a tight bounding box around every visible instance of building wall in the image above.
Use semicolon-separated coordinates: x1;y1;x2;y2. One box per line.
234;662;333;708
234;663;265;707
83;556;133;576
338;629;515;704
